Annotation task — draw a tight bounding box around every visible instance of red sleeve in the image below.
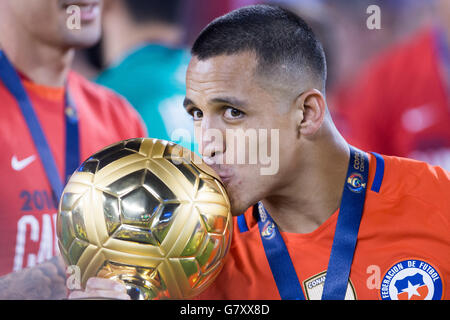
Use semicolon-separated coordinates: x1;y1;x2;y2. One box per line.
108;93;148;139
68;71;148;159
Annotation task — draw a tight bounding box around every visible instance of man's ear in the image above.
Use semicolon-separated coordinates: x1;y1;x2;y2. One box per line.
294;89;327;137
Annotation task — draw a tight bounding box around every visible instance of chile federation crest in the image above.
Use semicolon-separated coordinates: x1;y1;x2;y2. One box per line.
380;259;443;300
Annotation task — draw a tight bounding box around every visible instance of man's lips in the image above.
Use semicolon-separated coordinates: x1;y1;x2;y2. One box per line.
218;175;233;184
215;170;234;183
205;162;234;184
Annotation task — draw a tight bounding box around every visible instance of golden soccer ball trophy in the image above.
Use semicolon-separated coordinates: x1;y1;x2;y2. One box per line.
57;138;232;300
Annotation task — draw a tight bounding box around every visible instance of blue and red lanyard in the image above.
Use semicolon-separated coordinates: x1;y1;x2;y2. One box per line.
0;50;80;203
255;145;369;300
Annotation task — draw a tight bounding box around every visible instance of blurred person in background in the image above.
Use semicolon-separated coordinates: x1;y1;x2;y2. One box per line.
267;0;434;131
339;0;450;170
0;0;146;299
96;0;196;151
182;0;260;46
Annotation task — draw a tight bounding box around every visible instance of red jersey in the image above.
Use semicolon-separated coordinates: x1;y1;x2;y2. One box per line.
339;28;450;171
0;71;147;276
196;153;450;300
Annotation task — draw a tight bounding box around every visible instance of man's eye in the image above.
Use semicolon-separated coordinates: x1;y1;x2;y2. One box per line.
190;109;203;121
224;107;244;120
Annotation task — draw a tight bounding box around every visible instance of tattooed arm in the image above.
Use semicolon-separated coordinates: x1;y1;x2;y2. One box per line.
0;256;67;300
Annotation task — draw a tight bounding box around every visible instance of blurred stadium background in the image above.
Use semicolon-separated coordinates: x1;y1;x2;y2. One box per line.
74;0;449;170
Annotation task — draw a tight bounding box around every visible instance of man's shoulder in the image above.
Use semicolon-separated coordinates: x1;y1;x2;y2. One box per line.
68;71;142;119
382;154;449;185
379;153;448;189
371;153;449;212
363;154;450;265
68;71;147;136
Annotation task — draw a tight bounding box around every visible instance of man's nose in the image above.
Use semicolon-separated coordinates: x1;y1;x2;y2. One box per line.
196;121;225;164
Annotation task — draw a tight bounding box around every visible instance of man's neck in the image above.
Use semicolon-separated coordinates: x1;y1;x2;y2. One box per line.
0;31;73;87
261;124;350;234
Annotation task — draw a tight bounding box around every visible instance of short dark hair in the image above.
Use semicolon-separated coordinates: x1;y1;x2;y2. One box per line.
191;5;327;89
122;0;182;25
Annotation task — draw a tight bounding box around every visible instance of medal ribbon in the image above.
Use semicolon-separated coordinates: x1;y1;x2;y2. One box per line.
257;145;369;300
0;50;80;202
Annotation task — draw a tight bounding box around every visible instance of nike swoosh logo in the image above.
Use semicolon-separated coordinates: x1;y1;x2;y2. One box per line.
11;155;36;171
